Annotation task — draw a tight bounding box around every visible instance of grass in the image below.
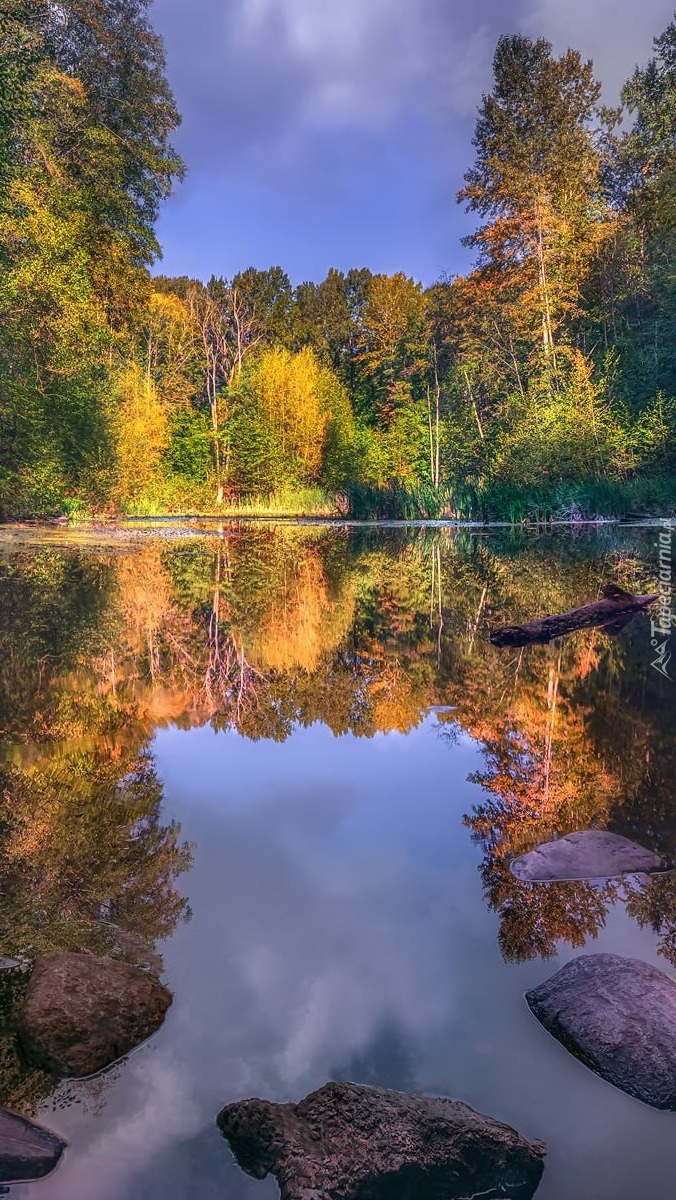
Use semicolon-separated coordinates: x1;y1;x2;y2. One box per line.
125;484;340;519
477;475;676;523
17;474;676;526
344;475;676;523
344;482;454;521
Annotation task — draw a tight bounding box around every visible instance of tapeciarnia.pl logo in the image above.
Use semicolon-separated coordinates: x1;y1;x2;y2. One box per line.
651;522;674;681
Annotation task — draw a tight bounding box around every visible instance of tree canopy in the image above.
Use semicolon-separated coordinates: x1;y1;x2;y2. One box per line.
2;11;676;521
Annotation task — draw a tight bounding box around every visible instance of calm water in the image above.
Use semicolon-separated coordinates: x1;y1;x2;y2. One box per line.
1;522;675;1199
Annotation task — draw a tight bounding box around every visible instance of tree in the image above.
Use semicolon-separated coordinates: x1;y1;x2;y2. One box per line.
459;36;610;376
185;277;264;499
114;361;169;507
228;347;354;492
231;266;293;346
0;1;41;205
0;0;183;516
46;0;184;274
355;273;428;422
618;19;676;219
140;290;200;406
596;18;676;409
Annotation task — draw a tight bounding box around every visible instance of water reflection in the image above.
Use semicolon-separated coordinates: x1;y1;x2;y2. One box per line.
0;525;675;1197
2;528;675;965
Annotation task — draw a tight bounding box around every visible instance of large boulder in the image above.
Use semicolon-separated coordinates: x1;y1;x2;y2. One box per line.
18;952;172;1078
0;1108;65;1182
526;953;676;1108
511;831;666;882
217;1081;546;1200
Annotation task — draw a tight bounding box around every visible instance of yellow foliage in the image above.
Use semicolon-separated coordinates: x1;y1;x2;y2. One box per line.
144;291;200;407
115;363;169;506
359;273;427;373
245;549;356;672
255;346;331;479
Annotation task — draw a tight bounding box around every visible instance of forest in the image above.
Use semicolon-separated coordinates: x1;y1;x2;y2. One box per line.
3;2;676;521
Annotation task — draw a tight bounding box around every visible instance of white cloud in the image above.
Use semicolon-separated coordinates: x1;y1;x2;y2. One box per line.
152;0;674;182
520;0;674;99
149;0;676;279
151;0;498;167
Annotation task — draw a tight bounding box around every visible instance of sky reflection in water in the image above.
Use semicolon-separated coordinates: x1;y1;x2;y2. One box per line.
1;526;675;1200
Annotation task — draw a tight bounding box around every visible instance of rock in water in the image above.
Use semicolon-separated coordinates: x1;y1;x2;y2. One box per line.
526;954;676;1108
0;1108;65;1182
217;1081;546;1200
18;952;172;1078
511;830;666;882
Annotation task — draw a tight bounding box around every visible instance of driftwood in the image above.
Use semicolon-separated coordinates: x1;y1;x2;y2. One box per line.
490;583;659;648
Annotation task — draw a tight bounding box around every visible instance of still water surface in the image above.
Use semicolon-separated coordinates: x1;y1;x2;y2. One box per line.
0;523;675;1199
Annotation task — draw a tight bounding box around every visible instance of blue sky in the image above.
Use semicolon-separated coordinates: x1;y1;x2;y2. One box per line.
150;0;676;287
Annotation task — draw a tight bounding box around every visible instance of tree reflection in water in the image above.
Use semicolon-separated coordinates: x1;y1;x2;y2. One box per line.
0;524;674;1110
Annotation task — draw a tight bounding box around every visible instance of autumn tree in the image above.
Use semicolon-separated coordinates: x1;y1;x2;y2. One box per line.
114;363;169;507
184;276;267;499
459;36;610;376
228;346;354;493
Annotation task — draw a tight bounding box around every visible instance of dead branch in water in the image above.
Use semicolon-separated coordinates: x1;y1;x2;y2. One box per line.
490;583;659;648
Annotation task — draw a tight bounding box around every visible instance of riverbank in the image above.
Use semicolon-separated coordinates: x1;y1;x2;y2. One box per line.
28;473;674;527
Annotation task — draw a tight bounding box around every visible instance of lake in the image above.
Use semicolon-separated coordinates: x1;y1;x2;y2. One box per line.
0;521;675;1200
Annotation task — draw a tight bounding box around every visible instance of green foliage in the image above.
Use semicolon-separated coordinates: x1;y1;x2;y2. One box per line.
2;9;676;522
493;352;633;485
0;1;41;206
0;0;182;518
166;406;212;482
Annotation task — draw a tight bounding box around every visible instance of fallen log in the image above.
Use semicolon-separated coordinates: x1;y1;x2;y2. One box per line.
490;583;659;648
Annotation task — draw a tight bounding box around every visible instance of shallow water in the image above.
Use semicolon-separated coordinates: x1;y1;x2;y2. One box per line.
0;523;675;1199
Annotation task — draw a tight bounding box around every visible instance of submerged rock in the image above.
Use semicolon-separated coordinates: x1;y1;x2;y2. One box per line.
0;1108;65;1182
526;953;676;1108
217;1080;546;1200
511;830;666;882
18;952;172;1078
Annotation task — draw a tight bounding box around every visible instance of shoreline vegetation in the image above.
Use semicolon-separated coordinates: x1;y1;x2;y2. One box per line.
10;473;675;526
4;9;676;523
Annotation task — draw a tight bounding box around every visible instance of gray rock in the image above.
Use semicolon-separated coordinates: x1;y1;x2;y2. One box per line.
217;1081;546;1200
0;1108;65;1182
18;952;172;1078
511;830;666;882
526;953;676;1108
